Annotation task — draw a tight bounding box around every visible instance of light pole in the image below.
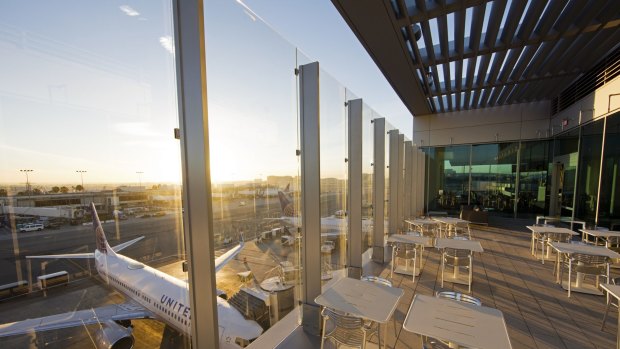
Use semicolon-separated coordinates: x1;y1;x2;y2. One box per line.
76;170;87;191
136;171;144;189
19;169;33;195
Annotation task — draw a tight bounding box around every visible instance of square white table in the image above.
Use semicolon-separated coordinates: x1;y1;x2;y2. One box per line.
314;277;404;349
601;283;620;349
403;294;512;349
526;225;578;262
435;238;483;287
580;229;620;246
387;234;434;277
549;242;620;296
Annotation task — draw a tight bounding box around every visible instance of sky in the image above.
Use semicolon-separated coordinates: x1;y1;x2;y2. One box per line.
0;0;412;186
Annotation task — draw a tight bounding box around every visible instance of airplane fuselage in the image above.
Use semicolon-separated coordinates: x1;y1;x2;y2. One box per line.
94;250;262;349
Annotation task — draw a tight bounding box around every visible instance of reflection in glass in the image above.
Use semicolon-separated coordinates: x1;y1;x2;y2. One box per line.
425;145;471;214
470;143;518;216
518;141;551;218
0;1;189;347
553;128;580;217
575;120;603;225
598;113;620;229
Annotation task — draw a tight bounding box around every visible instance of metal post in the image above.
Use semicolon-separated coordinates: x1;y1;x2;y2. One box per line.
299;62;322;336
389;130;400;236
405;141;413;220
172;0;219;347
397;134;405;230
595;117;607;227
372;118;386;263
347;99;363;278
514;142;522;218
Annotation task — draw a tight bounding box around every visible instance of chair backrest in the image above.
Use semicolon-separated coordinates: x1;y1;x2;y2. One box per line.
436;291;481;306
406;231;422;237
360;275;392;287
322;308;364;329
394;242;415;257
445;247;471;258
546;232;571;242
572;253;609;265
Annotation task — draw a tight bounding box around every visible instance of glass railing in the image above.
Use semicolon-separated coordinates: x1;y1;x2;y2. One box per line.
0;1;189;347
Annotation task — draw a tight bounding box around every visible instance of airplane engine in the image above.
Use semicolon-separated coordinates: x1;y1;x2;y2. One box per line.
95;320;134;349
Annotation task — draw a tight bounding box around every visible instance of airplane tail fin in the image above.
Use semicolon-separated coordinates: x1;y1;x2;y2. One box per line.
278;188;295;217
91;203;115;256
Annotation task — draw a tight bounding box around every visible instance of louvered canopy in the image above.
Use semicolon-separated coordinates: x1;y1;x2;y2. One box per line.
332;0;620;116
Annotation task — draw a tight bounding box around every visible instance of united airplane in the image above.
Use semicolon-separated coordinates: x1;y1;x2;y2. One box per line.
0;203;263;349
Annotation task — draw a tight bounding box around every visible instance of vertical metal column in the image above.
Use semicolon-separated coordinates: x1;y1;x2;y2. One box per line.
419;150;426;215
389;130;400;235
172;1;218;347
514;141;522;218
347;99;363;278
372;118;386;263
299;62;322;335
404;141;413;220
595;117;608;226
397;134;405;230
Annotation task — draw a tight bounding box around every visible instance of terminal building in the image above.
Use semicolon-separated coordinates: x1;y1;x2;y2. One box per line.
0;1;619;349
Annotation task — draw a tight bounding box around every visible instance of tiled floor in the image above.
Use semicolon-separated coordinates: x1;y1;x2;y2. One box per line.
366;226;618;349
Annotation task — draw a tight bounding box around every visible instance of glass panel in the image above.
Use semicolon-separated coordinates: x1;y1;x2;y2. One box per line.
318;69;347;282
426;145;471;214
553;128;580;217
575;120;604;225
204;0;301;340
517;140;551;218
0;1;188;346
598;112;620;229
470;143;519;216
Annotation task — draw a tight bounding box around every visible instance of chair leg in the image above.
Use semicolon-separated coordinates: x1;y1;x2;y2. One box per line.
468;255;473;293
602;298;613;330
390;248;395;279
412;249;417;283
568;261;572;297
441;252;445;288
320;316;327;349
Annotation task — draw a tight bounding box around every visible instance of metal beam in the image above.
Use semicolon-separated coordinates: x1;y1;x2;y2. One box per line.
347;99;363;278
172;0;218;347
299;62;322;336
372;118;386;263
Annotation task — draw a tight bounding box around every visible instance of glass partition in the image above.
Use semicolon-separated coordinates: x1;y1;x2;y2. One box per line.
517;140;551;218
318;69;348;281
470;143;519;216
0;1;189;347
574;119;604;224
426;145;471;214
204;0;301;340
598;112;620;229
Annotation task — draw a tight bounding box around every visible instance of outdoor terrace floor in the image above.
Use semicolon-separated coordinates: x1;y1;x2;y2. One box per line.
286;225;618;349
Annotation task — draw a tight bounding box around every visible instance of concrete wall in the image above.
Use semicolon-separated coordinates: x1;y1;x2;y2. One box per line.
549;76;620;135
412;101;551;147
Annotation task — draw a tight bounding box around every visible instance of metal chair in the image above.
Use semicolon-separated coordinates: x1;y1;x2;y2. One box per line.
454;222;471;239
360;275;392;287
436;291;482;306
441;247;473;293
320;307;378;349
602;277;620;330
560;253;610;297
539;231;570;264
391;242;417;282
531;223;554;257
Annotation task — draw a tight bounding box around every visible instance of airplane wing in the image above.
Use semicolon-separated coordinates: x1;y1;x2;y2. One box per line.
25;236;145;260
26;253;94;259
0;301;154;337
112;236;145;253
214;242;243;273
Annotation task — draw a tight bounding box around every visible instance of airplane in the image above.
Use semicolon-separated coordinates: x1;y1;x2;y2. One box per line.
276;187;373;246
0;203;263;349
